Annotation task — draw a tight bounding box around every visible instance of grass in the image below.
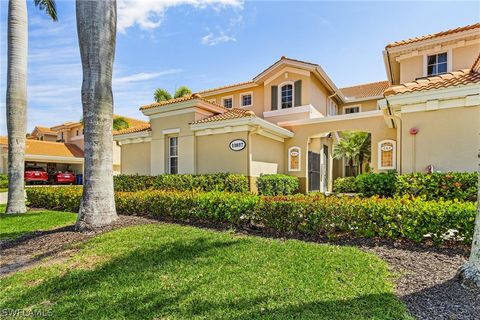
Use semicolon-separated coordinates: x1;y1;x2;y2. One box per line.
0;221;411;319
0;205;77;240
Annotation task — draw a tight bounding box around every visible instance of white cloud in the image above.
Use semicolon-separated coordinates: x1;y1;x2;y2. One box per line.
201;30;236;46
117;0;243;32
113;69;181;84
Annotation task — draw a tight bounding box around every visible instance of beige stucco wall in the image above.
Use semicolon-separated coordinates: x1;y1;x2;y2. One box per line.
453;44;480;71
400;55;423;84
401;106;480;173
121;142;151;175
250;133;284;177
309;76;329;115
340;99;378;114
196;131;249;175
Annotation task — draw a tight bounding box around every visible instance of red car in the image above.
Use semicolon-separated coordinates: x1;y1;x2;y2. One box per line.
24;167;49;184
52;171;76;184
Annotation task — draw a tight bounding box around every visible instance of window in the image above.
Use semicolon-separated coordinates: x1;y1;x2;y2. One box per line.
281;84;293;109
240;92;253;107
328;98;337;116
76;130;79;136
378;140;396;170
344;106;361;114
60;132;64;141
168;136;178;174
82;129;84;135
427;52;447;76
288;146;301;171
222;96;233;109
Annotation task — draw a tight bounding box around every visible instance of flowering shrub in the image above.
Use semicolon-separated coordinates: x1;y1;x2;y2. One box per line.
256;174;299;196
26;186;477;244
113;173;249;193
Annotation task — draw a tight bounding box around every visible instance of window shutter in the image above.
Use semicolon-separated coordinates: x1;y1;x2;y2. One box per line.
271;86;278;110
294;80;302;107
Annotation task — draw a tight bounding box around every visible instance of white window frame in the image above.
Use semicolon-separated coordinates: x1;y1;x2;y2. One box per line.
328;98;338;116
221;95;234;109
288;146;301;172
343;105;362;114
168;136;178;174
423;49;452;77
239;91;253;108
377;139;396;170
278;81;295;109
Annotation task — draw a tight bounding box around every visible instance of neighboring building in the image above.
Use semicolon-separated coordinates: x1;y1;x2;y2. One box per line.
113;23;480;193
0;115;148;177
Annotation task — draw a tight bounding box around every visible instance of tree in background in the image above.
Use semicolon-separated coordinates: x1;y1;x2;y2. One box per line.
75;0;117;230
333;131;370;177
5;0;57;214
153;86;192;102
113;116;129;131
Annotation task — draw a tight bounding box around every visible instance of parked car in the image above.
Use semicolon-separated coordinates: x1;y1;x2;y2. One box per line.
24;166;49;184
51;171;76;184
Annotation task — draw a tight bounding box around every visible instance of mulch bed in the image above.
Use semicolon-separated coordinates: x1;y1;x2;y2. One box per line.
1;214;479;320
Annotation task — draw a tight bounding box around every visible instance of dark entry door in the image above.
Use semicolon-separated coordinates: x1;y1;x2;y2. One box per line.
308;151;321;191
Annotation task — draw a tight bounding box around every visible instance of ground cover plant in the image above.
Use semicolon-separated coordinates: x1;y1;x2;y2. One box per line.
0;222;411;319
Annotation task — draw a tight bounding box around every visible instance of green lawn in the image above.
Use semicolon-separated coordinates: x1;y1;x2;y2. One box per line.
0;205;77;240
0;221;411;319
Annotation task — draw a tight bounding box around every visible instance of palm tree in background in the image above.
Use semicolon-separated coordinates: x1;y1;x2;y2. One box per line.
153;86;192;102
6;0;57;214
75;0;117;230
113;116;129;131
333;131;370;177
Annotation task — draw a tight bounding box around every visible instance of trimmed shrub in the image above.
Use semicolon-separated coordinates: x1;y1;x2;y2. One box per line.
256;174;299;196
355;172;397;197
395;172;477;202
113;173;249;193
0;174;7;189
26;186;477;244
333;177;358;193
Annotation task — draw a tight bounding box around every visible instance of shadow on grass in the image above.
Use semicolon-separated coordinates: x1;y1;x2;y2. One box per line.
1;234;409;319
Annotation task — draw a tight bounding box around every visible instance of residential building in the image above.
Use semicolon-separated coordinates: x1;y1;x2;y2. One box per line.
109;23;479;192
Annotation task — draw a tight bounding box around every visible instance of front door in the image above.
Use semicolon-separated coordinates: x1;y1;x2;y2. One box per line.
308;151;321;192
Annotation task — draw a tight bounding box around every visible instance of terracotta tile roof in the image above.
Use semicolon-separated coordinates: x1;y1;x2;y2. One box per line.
113;114;149;128
197;81;256;95
140;94;226;111
0;136;84;158
340;80;390;100
191;108;256;125
33;126;57;135
386;23;480;49
113;124;151;136
384;69;480;96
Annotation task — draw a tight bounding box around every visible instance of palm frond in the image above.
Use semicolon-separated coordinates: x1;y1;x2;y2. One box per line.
34;0;58;21
174;86;192;99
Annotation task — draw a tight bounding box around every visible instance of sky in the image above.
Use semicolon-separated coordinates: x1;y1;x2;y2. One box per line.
0;0;478;134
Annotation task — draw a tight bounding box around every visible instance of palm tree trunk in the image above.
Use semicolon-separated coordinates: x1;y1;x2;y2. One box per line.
75;0;117;230
459;170;480;287
6;0;27;214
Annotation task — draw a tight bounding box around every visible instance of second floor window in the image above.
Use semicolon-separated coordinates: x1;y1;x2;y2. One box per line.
222;97;233;109
241;93;252;107
281;84;293;109
344;106;360;114
169;136;178;174
427;52;447;76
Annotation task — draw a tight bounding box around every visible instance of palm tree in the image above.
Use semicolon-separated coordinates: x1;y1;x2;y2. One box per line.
154;88;172;102
113;116;129;131
333;131;370;177
5;0;57;214
174;86;192;98
153;86;191;103
75;0;117;230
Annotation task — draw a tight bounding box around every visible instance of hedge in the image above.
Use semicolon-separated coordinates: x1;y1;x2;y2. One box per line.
256;174;299;196
333;172;478;201
26;187;477;244
113;173;249;193
0;174;7;189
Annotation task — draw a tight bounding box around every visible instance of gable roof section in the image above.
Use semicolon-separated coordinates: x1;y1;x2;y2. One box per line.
386;23;480;49
140;94;226;111
191;108;256;124
113;123;151;136
32;126;57;136
340;80;390;100
197;81;257;95
0;137;84;158
383;68;480;96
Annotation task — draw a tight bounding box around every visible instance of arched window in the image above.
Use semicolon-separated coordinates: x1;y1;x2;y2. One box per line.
280;83;293;109
378;140;396;170
288;146;301;171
